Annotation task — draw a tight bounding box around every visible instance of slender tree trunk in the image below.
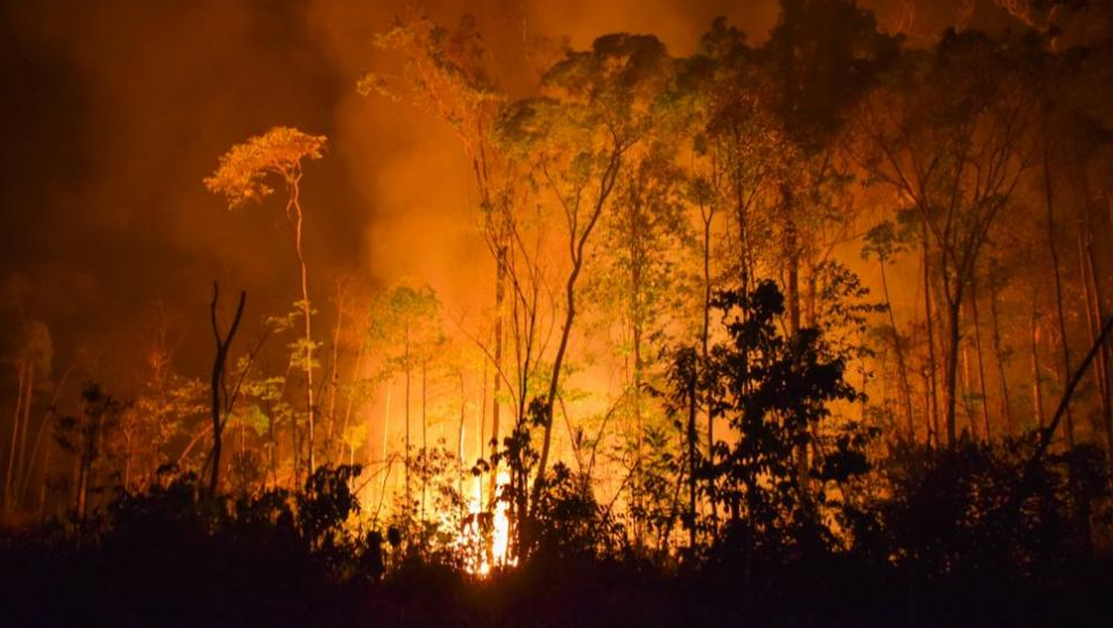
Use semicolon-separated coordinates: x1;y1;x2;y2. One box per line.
535;271;578;505
21;407;55;505
970;279;992;441
325;282;346;459
686;358;698;553
268;400;277;489
1031;303;1046;428
5;362;26;514
15;366;34;508
532;146;623;513
421;358;428;522
404;326;412;508
480;357;488;513
943;294;962;446
488;244;506;511
785;223;801;336
989;276;1013;435
458;373;467;526
289;182;316;478
124;427;133;490
701;206;717;534
880;259;915;440
38;436;51;520
921;225;940;446
1079;226;1113;466
631;322;645;548
736;169;751;292
75;454;88;522
209;285;246;497
1046;151;1076;447
337;340;365;461
962;339;977;438
783;188;809;503
380;379;392;507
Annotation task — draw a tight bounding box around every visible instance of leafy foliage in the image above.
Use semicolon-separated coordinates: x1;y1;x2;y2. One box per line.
204;126;326;207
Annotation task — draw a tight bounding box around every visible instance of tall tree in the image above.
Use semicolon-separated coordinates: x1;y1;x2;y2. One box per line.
857;31;1040;444
366;283;444;515
362;12;519;512
760;0;898;498
863;221;916;440
584;141;690;546
497;33;674;522
207;284;246;496
206;126;327;477
3;321;51;515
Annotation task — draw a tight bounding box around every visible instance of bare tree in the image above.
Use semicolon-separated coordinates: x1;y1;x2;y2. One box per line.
207;283;246;496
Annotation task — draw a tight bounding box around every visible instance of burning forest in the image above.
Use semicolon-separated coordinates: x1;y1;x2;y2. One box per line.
2;0;1113;626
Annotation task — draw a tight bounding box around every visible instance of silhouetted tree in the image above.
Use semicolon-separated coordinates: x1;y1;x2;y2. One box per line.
206;126;327;479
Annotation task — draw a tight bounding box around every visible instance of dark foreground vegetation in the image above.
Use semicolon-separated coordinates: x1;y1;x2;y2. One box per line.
1;444;1111;628
4;280;1113;628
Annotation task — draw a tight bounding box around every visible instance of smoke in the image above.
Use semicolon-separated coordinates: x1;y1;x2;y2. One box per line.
0;0;1030;383
305;0;782;317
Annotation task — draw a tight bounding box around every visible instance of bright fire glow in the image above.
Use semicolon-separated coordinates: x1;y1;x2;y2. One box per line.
468;469;513;576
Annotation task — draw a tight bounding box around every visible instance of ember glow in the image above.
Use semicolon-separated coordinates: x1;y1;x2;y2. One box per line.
2;1;1113;626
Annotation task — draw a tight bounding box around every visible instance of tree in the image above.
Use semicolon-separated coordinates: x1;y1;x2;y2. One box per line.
496;32;674;524
362;11;518;513
3;320;51;515
698;280;867;551
365;283;445;517
862;220;916;440
856;31;1040;444
583;139;690;547
205;126;327;478
53;383;126;521
207;284;246;496
756;0;898;508
760;0;899;336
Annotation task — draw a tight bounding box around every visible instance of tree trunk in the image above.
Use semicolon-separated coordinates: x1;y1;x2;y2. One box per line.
961;338;977;438
880;259;916;440
970;279;992;441
783;188;809;502
209;287;245;498
325;281;346;460
4;362;26;514
785;221;801;336
75;454;88;522
289;182;316;478
487;244;507;512
921;223;940;446
633;322;645;547
380;379;392;507
458;373;467;526
1031;303;1046;428
404;325;412;508
701;205;717;535
480;357;487;514
208;285;246;497
1079;226;1112;466
1046;151;1076;447
37;435;51;520
943;296;962;446
421;358;428;522
532;146;623;513
337;340;365;461
686;359;698;554
989;276;1013;435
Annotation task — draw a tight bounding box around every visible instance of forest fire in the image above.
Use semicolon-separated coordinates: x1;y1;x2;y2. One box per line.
2;1;1113;626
